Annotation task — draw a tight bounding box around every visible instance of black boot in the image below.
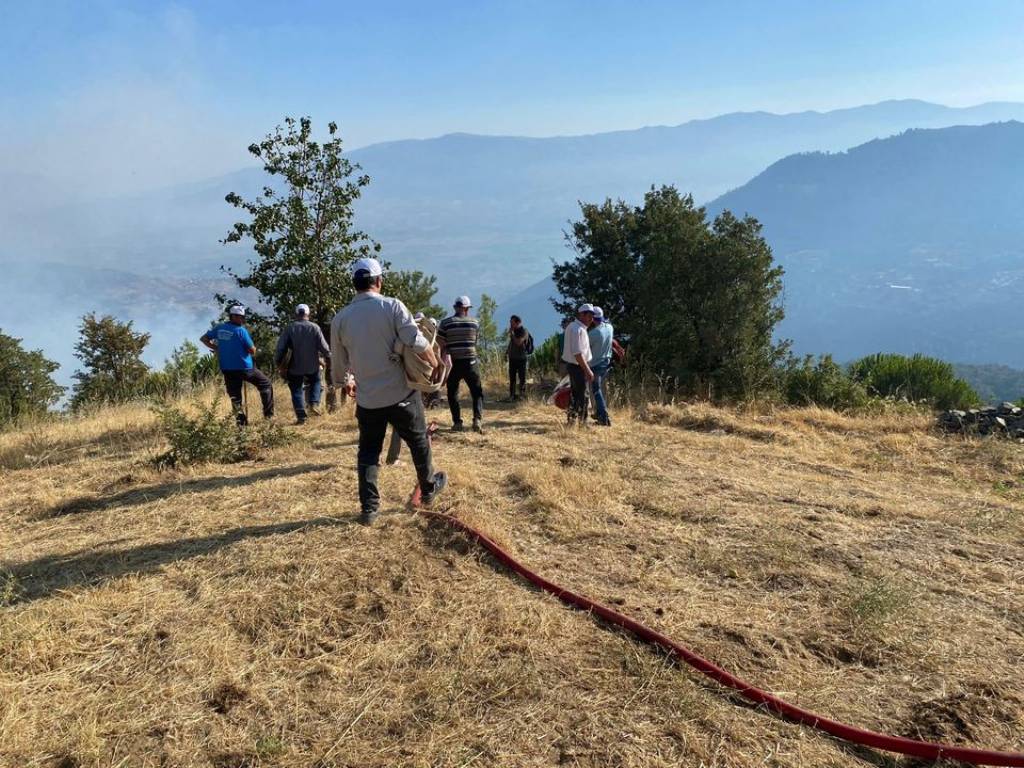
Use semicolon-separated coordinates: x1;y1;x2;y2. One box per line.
357;463;381;525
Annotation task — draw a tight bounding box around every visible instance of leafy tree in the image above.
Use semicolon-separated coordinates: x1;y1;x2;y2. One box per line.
386;270;444;319
476;294;501;351
221;116;379;330
221;116;442;331
850;353;979;409
0;330;64;426
71;313;151;410
554;186;788;399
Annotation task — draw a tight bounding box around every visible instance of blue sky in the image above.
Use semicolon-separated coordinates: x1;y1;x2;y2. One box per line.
2;0;1023;195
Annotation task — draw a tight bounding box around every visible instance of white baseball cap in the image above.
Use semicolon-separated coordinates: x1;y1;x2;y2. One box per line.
228;305;246;317
454;295;472;308
296;303;310;316
578;303;595;314
352;257;383;277
592;306;604;320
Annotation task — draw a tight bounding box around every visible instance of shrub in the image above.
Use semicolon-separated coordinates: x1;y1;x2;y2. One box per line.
0;330;64;428
153;398;290;466
781;355;868;411
531;333;563;377
145;341;219;399
849;353;980;410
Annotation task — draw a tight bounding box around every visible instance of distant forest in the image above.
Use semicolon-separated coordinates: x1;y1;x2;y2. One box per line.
953;363;1024;405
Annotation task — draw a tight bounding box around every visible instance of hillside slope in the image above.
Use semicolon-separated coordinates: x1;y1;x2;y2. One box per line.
2;391;1023;766
709;121;1024;365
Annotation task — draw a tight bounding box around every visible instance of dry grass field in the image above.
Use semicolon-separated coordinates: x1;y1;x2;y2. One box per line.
2;384;1023;767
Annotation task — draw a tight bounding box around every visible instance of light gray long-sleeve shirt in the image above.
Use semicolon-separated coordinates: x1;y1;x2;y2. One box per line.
274;319;331;376
330;291;428;409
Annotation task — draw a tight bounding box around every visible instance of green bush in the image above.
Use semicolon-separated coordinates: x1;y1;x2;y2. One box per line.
145;341;219;399
849;353;980;410
153;398;290;467
782;355;868;411
531;333;563;377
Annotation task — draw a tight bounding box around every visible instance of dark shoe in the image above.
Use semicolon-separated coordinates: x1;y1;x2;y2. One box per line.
358;510;379;526
296;417;307;425
421;472;448;505
472;420;483;434
451;423;464;433
309;406;323;417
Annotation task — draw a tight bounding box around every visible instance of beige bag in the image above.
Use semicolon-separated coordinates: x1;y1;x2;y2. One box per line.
394;316;443;393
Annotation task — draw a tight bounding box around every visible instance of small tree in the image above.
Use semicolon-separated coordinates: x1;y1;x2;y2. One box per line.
0;330;64;426
71;314;151;410
476;294;501;351
222;116;442;332
554;186;789;399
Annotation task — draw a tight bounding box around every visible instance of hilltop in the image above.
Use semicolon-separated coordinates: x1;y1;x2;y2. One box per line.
2;386;1023;766
709;121;1024;366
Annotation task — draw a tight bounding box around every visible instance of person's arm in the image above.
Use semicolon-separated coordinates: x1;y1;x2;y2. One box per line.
273;327;290;366
571;327;594;381
240;327;256;356
200;331;217;353
330;317;350;387
395;301;436;366
316;326;331;363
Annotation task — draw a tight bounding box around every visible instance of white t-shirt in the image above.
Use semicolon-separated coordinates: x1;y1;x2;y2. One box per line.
561;319;592;365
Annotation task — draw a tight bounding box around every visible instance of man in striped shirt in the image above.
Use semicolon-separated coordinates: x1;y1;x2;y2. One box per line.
438;295;485;433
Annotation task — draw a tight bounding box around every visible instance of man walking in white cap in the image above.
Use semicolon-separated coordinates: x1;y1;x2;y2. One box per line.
275;303;331;424
561;304;595;425
200;305;275;425
437;295;485;433
330;257;448;525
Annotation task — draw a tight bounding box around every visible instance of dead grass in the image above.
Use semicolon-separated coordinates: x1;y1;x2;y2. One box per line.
1;386;1023;767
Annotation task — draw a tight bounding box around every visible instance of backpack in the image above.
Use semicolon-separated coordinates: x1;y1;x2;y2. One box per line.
524;332;535;355
394;316;444;393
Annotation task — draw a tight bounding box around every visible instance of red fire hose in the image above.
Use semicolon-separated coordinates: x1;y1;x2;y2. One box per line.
409;469;1024;765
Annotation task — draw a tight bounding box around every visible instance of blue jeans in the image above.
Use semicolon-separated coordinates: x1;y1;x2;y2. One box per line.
287;373;322;418
590;360;611;423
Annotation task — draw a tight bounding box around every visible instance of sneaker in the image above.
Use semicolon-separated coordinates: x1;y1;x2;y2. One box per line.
421;472;448;505
358;510;380;526
451;423;464;433
472;420;483;434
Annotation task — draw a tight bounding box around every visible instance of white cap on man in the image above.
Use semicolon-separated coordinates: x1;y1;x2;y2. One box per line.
352;257;384;277
454;295;472;308
229;305;246;317
578;303;595;314
296;303;310;316
592;306;604;320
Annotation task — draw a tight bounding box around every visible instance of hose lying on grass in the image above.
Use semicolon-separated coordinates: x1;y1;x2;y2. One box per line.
410;484;1024;766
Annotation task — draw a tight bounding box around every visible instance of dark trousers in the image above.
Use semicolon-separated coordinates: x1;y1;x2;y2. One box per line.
447;358;484;425
287;372;322;419
566;363;589;424
356;393;437;514
223;368;274;425
508;358;527;398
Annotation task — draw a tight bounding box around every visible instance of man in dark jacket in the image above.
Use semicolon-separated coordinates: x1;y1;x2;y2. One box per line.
275;303;331;424
506;314;530;400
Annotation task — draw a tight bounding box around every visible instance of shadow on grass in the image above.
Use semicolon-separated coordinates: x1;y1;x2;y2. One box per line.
5;516;351;605
40;463;335;519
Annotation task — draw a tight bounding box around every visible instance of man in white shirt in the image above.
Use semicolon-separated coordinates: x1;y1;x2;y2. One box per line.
330;258;447;525
561;303;595;425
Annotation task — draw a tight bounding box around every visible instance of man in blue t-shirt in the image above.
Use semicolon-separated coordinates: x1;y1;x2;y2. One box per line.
200;306;274;425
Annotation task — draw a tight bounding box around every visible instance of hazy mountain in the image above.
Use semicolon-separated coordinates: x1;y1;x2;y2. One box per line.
5;100;1024;372
708;121;1024;365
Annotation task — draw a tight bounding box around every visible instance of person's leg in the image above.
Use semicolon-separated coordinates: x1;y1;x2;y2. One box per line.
447;361;464;427
508;360;515;400
515;360;527;397
307;373;322;413
567;364;587;424
245;368;275;418
385;425;403;465
388;393;442;496
223;371;245;425
591;362;609;424
287;374;306;420
355;404;389;520
467;362;484;425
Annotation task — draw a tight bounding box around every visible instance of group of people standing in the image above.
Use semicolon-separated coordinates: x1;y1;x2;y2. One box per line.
561;303;615;426
199;259;615;524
